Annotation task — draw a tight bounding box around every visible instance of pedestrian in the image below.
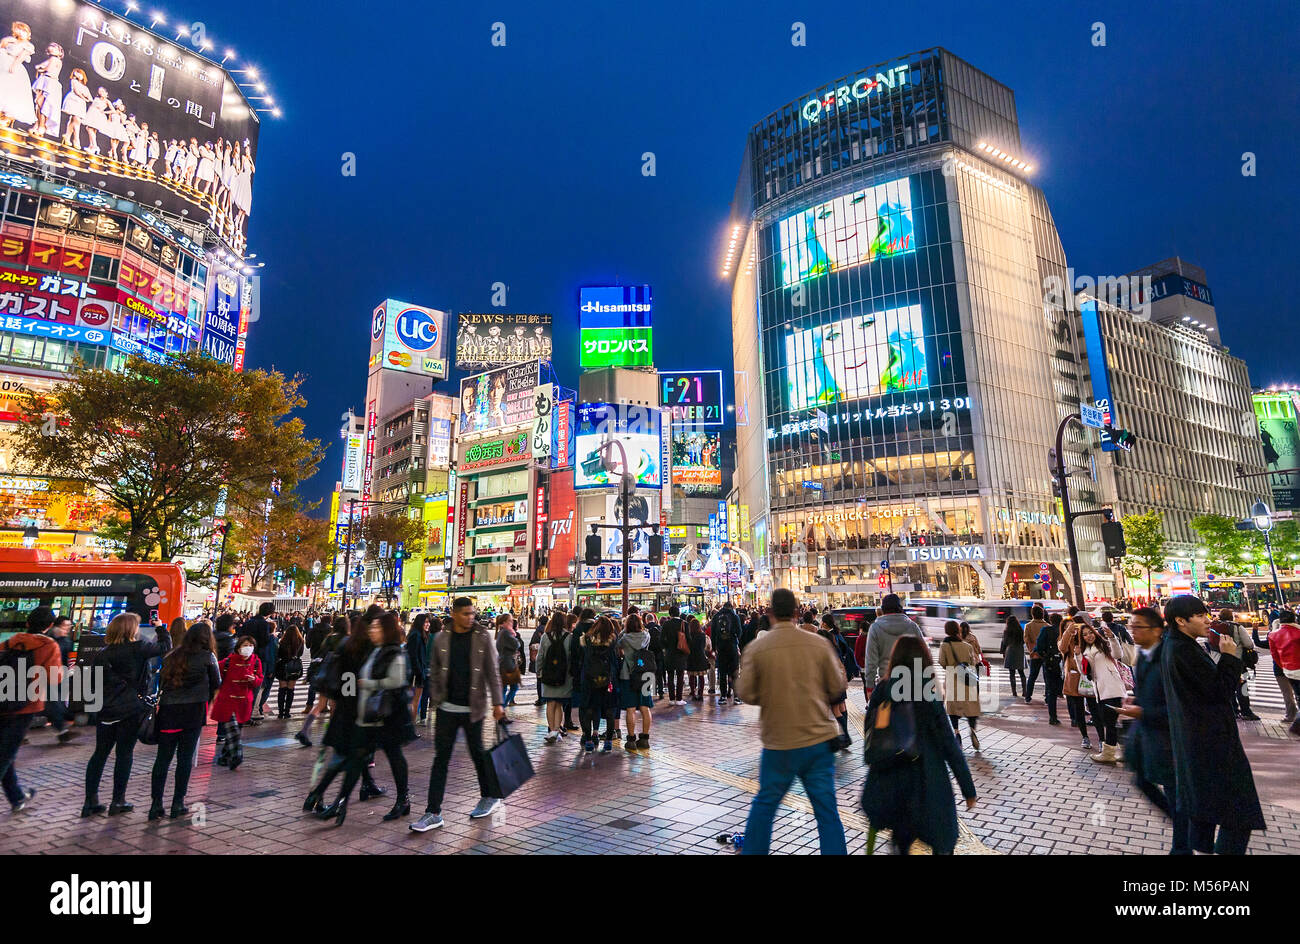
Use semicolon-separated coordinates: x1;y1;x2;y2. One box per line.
273;622;304;718
618;612;653;752
1080;620;1127;764
528;619;544;706
735;588;847;855
660;604;689;705
565;610;590;730
213;612;237;661
712;603;742;705
938;620;981;750
575;615;619;752
1161;595;1266;855
211;634;263;770
409;598;506;833
243;602;275;719
1116;607;1190;854
495;613;523;708
315;612;411;824
1255;619;1297;723
1208;610;1260;720
297;615;348;747
303;614;328;716
685;616;710;702
82;613;172;817
0;618;62;812
150;622;221;820
646;611;666;699
862;594;925;691
407;613;431;723
1035;612;1064;724
1058;615;1092;748
1000;613;1026;698
1023;605;1047;703
861;634;977;855
818;614;859;686
1266;612;1300;735
538;612;573;743
33;608;77;743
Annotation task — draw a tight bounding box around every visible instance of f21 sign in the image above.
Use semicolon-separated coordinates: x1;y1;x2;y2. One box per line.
659;370;723;427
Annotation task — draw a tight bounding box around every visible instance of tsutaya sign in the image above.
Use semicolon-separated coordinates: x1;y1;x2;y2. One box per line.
907;544;989;563
801;66;911;122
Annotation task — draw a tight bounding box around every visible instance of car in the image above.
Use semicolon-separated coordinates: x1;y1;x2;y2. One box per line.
908;599;1070;653
825;607;876;644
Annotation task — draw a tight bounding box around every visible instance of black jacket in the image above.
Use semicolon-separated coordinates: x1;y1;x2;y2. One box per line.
1160;628;1265;830
711;609;742;668
660;617;687;669
159;650;222;706
243;615;273;655
305;622;328;655
406;629;430;682
91;629;173;721
214;629;236;661
1126;638;1173;786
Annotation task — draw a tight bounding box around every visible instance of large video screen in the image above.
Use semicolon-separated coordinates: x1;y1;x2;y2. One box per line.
458;361;537;436
574;402;661;489
785;304;928;410
671;431;722;494
777;178;913;286
0;1;260;252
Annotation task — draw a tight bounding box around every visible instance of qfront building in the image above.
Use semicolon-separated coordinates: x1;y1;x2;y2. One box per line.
728;48;1126;603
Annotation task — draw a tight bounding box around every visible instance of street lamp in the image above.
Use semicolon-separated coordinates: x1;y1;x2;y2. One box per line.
21;524;39;549
1251;501;1285;608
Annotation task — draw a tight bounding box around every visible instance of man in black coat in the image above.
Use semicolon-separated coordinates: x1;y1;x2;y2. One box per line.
1118;607;1188;854
711;603;742;705
1161;596;1266;855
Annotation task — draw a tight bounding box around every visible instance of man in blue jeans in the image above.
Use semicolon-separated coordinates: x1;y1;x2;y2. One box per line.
735;588;848;855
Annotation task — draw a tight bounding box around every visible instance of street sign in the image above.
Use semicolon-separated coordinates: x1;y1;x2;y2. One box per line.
880;560;889;571
1080;404;1105;429
1039;561;1049;573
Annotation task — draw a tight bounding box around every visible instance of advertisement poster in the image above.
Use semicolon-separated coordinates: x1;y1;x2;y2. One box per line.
459;361;537;436
574;402;661;489
546;470;576;577
659;370;724;427
777;177;914;286
671;431;722;493
1255;391;1300;511
578;284;652;368
587;492;658;562
455;312;552;371
785;303;927;409
0;0;261;251
369;299;448;379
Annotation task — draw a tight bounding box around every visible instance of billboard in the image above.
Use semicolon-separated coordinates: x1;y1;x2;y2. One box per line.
200;265;240;366
369;299;448;379
342;434;363;493
1254;391;1300;511
785;303;927;410
458;361;537;436
660;370;724;427
574;402;661;489
0;0;261;252
1079;298;1119;452
671;431;722;494
579;285;652;368
546;471;576;579
596;492;659;561
455;312;552;371
778;177;914;286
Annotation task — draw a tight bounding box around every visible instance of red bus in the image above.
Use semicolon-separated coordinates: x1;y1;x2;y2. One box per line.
0;548;185;655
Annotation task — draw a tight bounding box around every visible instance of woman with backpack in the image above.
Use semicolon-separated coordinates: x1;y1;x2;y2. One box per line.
273;623;305;718
1000;614;1026;699
82;613;172;817
686;616;709;702
538;612;572;744
618;613;653;752
211;634;264;770
938;620;981;751
575;616;619;753
150;622;221;821
861;634;977;855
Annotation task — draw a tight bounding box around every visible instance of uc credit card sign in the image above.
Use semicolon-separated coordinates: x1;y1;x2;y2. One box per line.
369;299;449;379
579;285;653;367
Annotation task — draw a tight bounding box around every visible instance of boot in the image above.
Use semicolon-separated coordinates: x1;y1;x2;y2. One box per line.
625;732;639;752
969;728;980;752
1290;716;1300;737
81;798;106;817
303;788;326;813
637;733;649;752
1238;695;1261;721
359;781;387;802
315;796;347;826
383;795;411;821
147;799;165;821
1089;742;1117;764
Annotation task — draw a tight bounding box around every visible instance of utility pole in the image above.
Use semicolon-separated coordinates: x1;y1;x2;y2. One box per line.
211;521;231;612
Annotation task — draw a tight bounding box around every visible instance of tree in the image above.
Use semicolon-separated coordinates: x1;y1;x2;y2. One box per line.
1190;513;1252;576
354;511;426;606
225;492;334;591
1121;510;1167;600
11;351;322;560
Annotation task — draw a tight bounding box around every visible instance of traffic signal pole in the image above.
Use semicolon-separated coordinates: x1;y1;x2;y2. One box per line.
1055;413;1123;607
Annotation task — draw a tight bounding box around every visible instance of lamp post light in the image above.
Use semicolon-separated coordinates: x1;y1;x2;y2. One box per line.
1251;501;1285;608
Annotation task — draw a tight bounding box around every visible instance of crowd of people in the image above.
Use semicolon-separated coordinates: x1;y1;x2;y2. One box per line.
0;588;1293;856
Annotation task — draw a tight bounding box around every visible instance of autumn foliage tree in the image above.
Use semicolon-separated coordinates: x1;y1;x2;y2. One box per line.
11;351;322;561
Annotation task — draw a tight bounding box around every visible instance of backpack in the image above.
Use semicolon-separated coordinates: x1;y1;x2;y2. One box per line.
0;644;33;715
315;650;346;699
863;697;919;767
583;643;613;695
626;641;657;697
712;613;735;648
540;632;569;686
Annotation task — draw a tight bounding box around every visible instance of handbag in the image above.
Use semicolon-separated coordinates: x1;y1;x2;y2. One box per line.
1077;655;1098;698
483;721;534;800
136;694;160;745
501;666;522;686
863;698;919;766
943;642;981;689
676;623;690;655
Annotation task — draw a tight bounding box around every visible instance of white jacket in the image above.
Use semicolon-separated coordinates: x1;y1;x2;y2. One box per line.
1083;645;1127;700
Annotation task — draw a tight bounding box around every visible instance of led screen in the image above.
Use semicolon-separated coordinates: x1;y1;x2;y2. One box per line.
785;304;927;410
777;178;914;286
574;402;661;489
671;431;721;494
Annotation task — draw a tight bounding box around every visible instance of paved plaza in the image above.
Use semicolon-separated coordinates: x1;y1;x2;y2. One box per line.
3;672;1297;856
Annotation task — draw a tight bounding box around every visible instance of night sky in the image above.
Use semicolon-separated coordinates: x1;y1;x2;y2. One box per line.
182;0;1298;508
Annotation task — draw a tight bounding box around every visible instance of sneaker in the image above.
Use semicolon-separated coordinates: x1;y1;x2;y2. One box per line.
544;731;558;744
56;729;80;744
583;739;595;753
600;739;612;753
1048;718;1061;725
469;797;501;819
410;812;444;832
1081;736;1092;750
11;787;35;812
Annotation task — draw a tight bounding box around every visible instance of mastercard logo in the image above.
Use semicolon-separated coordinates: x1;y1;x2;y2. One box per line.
388;350;412;367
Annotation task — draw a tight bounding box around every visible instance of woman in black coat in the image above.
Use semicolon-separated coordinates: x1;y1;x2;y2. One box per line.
685;617;709;701
1160;595;1265;855
406;613;431;722
861;634;977;855
83;613;172;816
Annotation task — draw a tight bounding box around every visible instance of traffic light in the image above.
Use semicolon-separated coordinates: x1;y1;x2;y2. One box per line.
1104;426;1137;450
584;527;602;566
647;532;663;566
1101;520;1126;558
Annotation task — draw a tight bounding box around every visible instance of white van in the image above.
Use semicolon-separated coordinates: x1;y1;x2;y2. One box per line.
907;599;1070;654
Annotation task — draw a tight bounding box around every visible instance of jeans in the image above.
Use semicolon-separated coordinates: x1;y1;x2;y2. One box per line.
0;714;34;806
425;709;489;815
502;683;519;705
85;715;142;803
742;742;847;855
1188;820;1252;855
1025;658;1042;698
151;727;201;805
1066;695;1088;737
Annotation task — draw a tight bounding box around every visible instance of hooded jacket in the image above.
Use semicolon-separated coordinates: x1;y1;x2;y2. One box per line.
863;612;925;688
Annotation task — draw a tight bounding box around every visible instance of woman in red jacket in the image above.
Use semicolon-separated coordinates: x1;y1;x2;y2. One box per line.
212;634;263;770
